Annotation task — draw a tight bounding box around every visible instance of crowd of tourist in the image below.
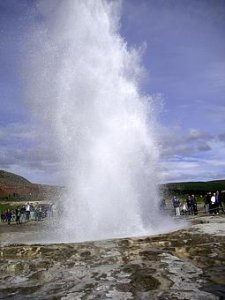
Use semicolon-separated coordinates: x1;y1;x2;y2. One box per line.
1;191;225;225
0;202;54;225
171;190;225;216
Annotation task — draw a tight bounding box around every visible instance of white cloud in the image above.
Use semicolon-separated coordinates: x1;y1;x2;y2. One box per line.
158;125;225;182
0;122;62;184
1;119;224;185
160;156;225;183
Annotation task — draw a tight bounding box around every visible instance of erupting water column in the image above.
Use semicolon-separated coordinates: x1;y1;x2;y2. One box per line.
25;0;173;242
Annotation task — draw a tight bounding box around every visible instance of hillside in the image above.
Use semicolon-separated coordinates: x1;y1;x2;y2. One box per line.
0;170;62;201
1;169;224;201
162;180;225;196
0;170;31;186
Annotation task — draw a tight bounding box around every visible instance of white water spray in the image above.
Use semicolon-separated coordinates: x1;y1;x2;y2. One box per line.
25;0;178;242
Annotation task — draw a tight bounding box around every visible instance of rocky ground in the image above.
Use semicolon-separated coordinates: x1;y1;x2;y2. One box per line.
0;215;225;299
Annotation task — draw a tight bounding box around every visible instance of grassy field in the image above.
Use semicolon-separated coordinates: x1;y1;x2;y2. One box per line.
0;203;16;214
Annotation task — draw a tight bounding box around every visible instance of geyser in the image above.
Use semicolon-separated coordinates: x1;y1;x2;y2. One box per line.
25;0;177;242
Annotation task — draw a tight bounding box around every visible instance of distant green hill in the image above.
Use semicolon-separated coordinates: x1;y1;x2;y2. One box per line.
162;180;225;196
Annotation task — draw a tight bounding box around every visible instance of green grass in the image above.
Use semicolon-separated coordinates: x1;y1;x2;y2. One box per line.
0;203;14;213
0;202;24;213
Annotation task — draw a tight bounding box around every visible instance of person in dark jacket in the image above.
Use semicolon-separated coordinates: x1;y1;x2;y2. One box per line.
204;193;211;214
191;194;198;215
5;209;12;225
15;207;21;224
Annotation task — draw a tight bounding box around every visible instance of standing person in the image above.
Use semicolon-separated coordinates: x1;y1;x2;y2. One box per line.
34;203;39;221
189;195;195;215
189;195;194;215
186;195;192;215
25;202;31;221
221;191;225;208
191;194;198;215
204;193;211;214
38;205;43;221
181;201;188;215
15;207;21;224
5;209;12;225
172;196;180;216
216;190;224;213
210;193;217;214
159;198;166;211
20;205;26;223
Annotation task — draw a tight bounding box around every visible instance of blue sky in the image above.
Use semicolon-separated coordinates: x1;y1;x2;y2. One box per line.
121;0;225;182
0;0;225;184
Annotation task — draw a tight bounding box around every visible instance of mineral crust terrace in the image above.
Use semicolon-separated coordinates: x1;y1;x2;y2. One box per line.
0;216;225;299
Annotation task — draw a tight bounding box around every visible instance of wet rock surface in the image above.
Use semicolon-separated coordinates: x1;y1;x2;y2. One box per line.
0;216;225;299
